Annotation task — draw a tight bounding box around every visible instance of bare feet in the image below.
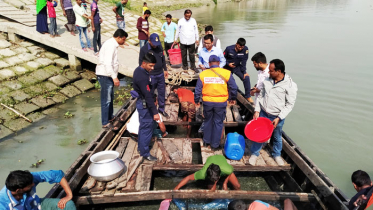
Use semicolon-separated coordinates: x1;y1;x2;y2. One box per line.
55;33;61;37
70;31;76;36
50;34;55;38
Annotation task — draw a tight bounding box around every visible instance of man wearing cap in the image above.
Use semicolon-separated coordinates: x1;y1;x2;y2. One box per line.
224;38;254;104
194;55;238;150
139;33;169;118
198;34;226;70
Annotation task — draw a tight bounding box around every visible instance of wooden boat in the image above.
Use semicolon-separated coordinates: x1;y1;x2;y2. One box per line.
45;85;350;210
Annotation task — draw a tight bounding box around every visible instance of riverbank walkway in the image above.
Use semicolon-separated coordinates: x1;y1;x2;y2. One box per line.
0;0;164;77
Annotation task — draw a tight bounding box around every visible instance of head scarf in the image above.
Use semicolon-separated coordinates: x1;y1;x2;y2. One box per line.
36;0;47;14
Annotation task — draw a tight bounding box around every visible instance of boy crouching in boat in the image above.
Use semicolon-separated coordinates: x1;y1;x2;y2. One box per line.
174;155;240;191
171;85;195;137
0;170;76;210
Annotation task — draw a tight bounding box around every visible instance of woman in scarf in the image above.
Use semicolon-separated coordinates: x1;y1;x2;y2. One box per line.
35;0;49;34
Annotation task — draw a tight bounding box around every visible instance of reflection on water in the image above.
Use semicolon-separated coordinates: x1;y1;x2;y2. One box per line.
0;90;112;197
170;0;373;197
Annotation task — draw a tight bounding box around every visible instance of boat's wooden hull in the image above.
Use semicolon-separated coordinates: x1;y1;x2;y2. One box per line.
46;90;349;210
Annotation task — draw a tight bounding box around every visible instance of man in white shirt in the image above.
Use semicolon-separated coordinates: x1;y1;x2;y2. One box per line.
174;9;199;71
96;29;128;130
197;25;221;54
250;52;269;103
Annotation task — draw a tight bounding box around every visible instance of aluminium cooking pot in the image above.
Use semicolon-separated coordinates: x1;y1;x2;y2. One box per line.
87;151;126;182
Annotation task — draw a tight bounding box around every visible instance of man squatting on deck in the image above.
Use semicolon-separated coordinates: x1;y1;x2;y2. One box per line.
0;170;76;209
194;55;238;150
249;59;298;166
174;155;240;191
96;29;128;130
133;52;161;161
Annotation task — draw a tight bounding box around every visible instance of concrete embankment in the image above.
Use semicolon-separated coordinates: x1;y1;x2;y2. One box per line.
0;34;97;139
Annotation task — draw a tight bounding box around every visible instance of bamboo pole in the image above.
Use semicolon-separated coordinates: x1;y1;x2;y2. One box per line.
1;103;32;123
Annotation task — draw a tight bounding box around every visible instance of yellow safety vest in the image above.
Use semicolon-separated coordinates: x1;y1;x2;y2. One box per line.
200;67;231;103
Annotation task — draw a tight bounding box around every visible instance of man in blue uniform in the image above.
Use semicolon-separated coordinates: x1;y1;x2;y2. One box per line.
133;52;160;161
139;33;169;118
224;38;254;104
195;55;238;150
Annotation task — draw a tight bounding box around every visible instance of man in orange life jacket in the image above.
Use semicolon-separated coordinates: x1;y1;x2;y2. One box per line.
194;55;238;150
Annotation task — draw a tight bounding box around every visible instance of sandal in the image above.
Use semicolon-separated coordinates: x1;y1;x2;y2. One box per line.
102;123;119;132
109;116;126;123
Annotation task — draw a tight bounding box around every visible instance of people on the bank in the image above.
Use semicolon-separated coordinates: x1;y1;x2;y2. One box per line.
348;170;373;210
197;25;221;54
142;2;148;15
249;59;297;166
174;155;240;191
250;52;269;103
137;10;151;48
47;0;59;37
194;55;238;150
174;9;199;71
0;170;76;210
198;34;226;70
228;199;298;210
61;0;76;36
36;0;49;34
127;91;167;139
161;14;177;58
96;29;128;130
133;52;160;161
73;0;93;52
172;85;195;137
113;0;127;31
224;38;254;104
139;33;169;118
91;0;102;56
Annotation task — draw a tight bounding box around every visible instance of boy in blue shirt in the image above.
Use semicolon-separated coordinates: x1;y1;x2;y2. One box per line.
161;14;177;58
0;170;76;210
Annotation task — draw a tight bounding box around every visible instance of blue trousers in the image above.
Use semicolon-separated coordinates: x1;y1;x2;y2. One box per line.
76;26;91;49
203;105;226;148
232;67;251;98
137;100;154;157
139;40;148;49
250;110;285;157
150;72;165;112
98;76;114;126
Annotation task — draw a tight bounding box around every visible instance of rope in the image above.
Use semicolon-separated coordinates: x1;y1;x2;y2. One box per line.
166;66;197;85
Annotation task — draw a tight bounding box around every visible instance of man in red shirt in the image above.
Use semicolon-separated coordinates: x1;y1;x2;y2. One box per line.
137;10;151;48
172;86;195;137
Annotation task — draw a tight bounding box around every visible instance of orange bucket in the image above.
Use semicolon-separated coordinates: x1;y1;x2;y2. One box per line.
168;43;182;65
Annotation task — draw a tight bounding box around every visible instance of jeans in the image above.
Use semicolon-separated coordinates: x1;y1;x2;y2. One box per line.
164;42;173;57
116;20;125;31
180;43;196;69
232;67;251;98
150;72;165;112
136;100;153;157
93;22;101;53
203;105;226;148
49;17;57;35
41;198;76;210
250;110;285;157
97;76;114;126
139;39;148;49
76;26;91;49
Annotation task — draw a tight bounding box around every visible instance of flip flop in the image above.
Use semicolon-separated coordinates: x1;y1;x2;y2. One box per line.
102;123;119;132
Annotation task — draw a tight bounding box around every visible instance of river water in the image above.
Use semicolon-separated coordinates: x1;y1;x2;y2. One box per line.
169;0;373;197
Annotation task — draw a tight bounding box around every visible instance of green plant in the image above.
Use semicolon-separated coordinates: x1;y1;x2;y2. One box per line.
94;80;101;89
212;0;217;4
77;139;88;145
30;159;45;168
64;111;74;118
